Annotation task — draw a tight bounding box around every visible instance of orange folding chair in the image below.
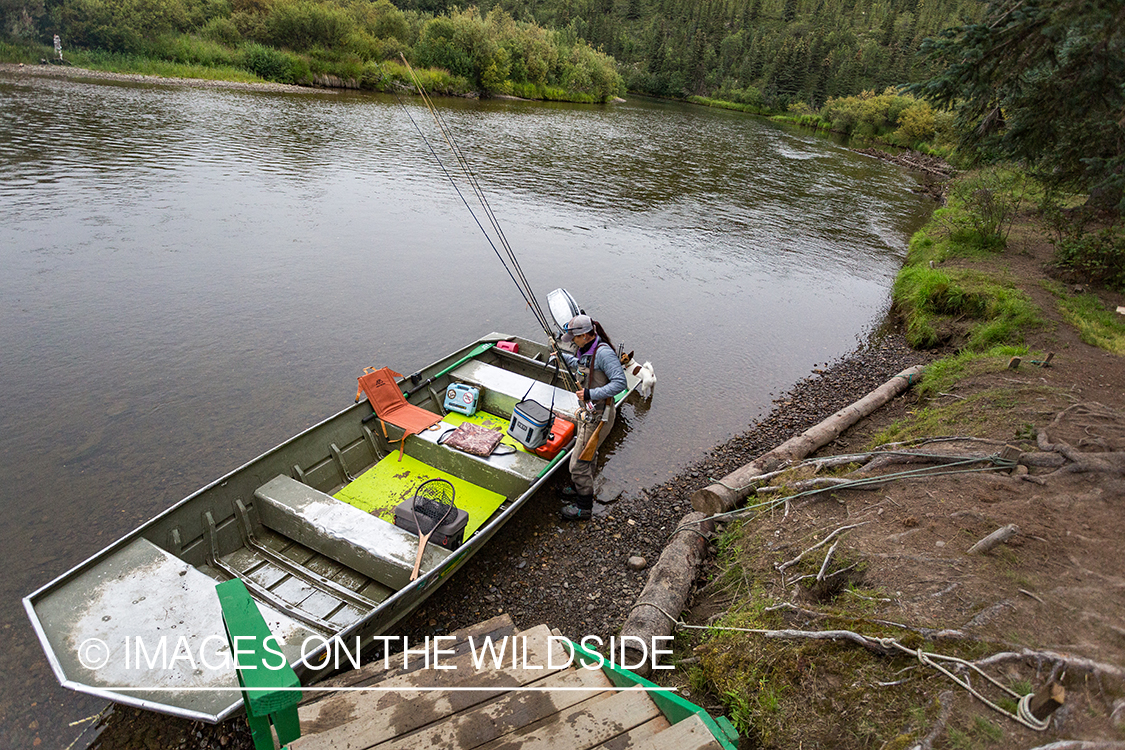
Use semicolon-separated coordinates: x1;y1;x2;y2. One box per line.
355;367;442;460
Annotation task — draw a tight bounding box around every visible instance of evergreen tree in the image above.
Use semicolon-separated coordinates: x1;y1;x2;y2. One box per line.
915;0;1125;209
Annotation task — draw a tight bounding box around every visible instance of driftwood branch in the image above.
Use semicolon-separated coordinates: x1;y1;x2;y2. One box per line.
974;648;1125;684
766;602;971;642
757;477;868;495
760;628;897;656
692;365;925;515
967;524;1019;554
1023;743;1125;750
777;523;865;573
817;539;841;581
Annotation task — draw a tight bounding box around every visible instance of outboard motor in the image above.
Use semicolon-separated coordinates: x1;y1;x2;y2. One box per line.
546;288;583;336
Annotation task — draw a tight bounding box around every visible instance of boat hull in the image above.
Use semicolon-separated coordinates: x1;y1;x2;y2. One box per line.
25;333;641;722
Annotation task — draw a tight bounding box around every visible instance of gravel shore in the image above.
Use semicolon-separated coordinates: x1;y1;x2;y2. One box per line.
0;62;318;94
396;326;930;647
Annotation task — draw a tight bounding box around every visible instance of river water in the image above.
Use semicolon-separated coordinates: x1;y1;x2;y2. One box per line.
0;71;931;747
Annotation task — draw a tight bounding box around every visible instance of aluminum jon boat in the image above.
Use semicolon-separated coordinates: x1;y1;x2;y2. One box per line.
24;326;644;723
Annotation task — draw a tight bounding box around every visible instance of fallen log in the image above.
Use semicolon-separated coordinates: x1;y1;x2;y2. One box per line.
618;511;714;677
692;365;925;515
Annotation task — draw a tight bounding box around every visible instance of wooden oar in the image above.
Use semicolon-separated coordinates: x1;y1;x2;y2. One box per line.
577;400;610;461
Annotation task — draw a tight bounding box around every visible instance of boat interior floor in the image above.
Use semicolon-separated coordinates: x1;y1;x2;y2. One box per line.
200;525;385;635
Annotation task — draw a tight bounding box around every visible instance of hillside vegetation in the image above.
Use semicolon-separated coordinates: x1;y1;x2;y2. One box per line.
0;0;624;101
3;0;984;105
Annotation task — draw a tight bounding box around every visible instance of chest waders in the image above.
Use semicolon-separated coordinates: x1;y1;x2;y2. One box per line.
567;345;617;505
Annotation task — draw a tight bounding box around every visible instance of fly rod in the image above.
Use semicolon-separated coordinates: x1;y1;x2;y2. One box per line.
385;57;581;392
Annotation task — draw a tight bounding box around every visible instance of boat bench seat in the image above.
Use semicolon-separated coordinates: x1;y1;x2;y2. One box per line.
451;360;581;422
408;416;547;485
253;475;450;591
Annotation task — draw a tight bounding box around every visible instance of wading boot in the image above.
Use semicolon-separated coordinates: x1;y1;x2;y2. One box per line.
560;495;594;521
559;485;579;501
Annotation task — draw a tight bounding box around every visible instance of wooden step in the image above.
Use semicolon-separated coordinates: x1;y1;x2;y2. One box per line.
289;618;727;750
294;664;612;750
301;613;517;703
469;688;662;750
629;713;723;750
295;622;584;744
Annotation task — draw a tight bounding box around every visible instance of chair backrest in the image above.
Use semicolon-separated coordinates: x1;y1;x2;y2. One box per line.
357;367;442;459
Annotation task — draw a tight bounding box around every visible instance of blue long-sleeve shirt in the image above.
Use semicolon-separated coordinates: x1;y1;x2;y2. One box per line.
561;342;627;403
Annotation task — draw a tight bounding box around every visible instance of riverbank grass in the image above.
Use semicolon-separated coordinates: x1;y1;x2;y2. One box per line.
1047;283;1125;354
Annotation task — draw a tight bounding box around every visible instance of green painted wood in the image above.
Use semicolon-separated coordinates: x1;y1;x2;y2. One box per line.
216;579;302;749
558;637;738;750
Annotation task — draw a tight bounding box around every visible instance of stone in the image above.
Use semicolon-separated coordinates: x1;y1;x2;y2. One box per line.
627;556;647;571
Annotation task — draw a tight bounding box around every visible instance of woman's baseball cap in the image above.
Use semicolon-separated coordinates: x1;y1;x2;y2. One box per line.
561;314;594;342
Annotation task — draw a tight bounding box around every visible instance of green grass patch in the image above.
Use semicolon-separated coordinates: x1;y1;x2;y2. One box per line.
916;345;1029;398
67;48;265;83
1045;283;1125;354
868;379;1059;448
687;94;770;115
893;266;1042;350
0;39;49;63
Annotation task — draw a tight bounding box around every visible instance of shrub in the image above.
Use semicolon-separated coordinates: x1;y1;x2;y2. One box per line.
1052;225;1125;291
61;0;193;53
893;101;935;144
945;168;1028;250
264;0;353;52
151;33;239;67
200;15;242;46
242;41;297;81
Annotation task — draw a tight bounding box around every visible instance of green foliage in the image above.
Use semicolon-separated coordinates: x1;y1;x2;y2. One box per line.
397;0;981;107
784;88;956;151
913;0;1125;213
263;0;353;52
60;0;194;53
414;7;619;99
1050;224;1125;292
241;41;301;82
25;0;615;101
1;0;45;39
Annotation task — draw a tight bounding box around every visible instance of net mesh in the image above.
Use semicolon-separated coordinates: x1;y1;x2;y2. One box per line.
412;479;455;534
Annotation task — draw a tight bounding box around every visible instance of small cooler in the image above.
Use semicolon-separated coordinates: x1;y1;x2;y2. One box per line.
508;399;554;450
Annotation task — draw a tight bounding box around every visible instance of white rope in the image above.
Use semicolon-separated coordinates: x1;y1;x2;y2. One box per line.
673;620;1049;731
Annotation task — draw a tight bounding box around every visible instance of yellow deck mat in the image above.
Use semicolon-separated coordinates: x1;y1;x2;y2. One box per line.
334;453;506;539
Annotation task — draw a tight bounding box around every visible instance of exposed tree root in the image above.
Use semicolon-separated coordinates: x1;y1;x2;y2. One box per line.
911;690;953;750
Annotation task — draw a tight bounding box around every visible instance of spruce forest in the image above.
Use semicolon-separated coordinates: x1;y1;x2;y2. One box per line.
448;0;984;108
